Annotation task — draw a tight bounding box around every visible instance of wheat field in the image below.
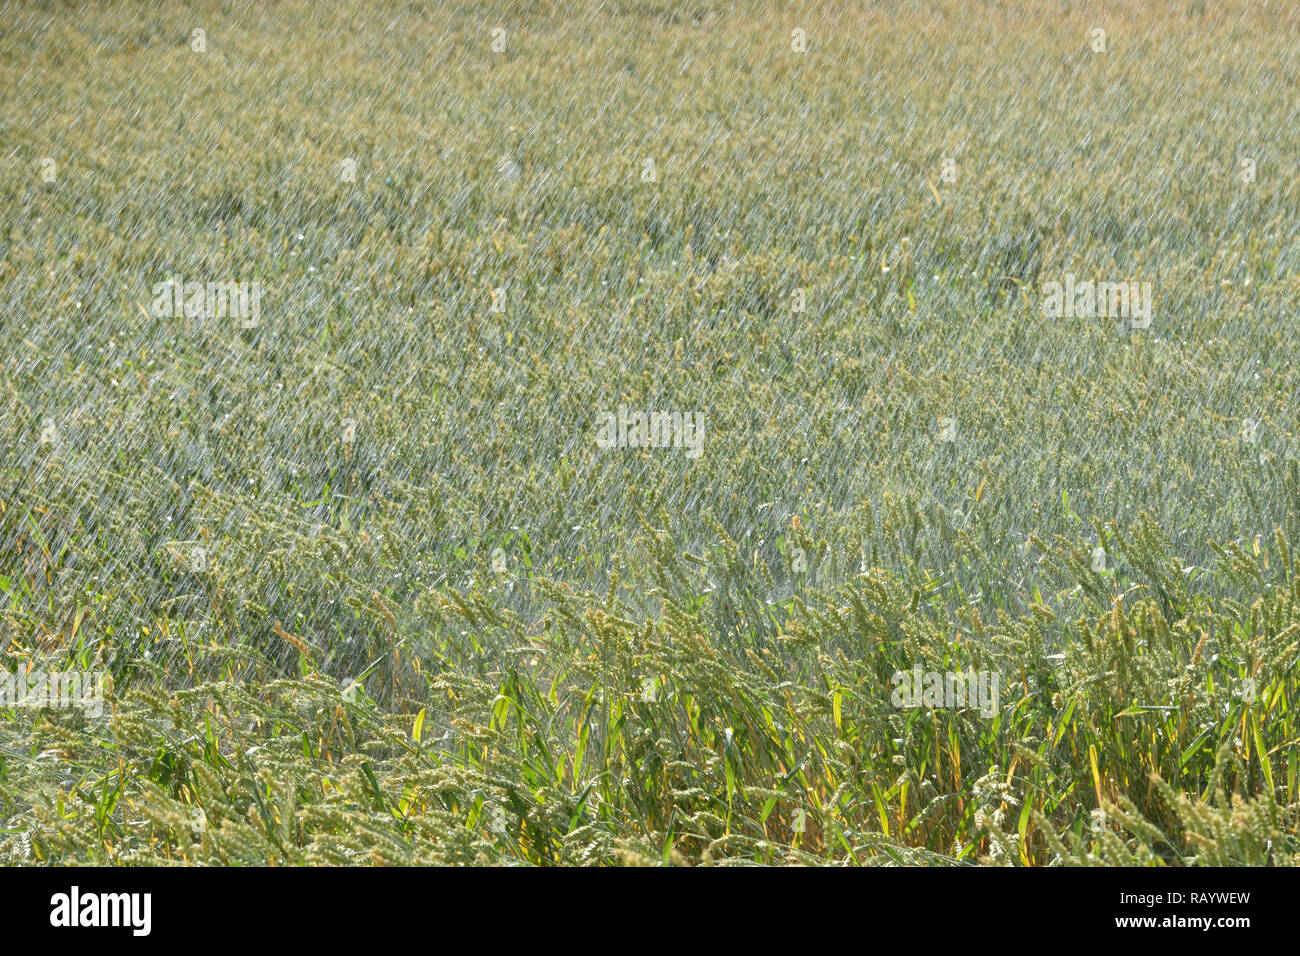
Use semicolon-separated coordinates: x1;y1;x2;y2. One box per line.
0;0;1297;865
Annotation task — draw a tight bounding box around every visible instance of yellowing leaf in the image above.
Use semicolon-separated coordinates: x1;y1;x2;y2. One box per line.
1088;744;1103;809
